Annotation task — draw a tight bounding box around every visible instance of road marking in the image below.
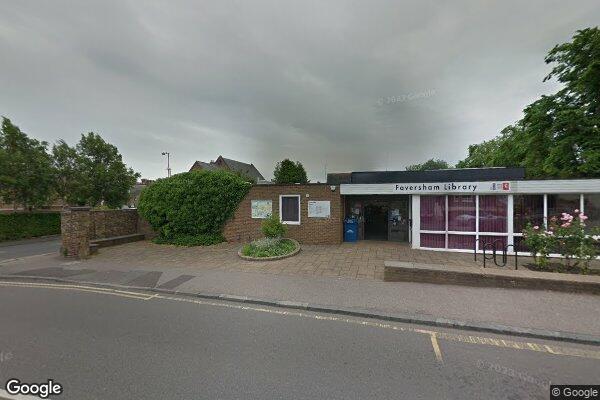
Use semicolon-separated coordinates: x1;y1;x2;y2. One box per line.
0;281;153;300
2;281;599;361
430;333;443;363
153;294;600;361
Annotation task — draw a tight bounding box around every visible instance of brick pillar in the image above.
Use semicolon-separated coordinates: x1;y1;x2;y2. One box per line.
61;206;92;258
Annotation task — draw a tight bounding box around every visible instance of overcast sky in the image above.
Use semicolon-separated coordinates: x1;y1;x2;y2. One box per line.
1;1;599;181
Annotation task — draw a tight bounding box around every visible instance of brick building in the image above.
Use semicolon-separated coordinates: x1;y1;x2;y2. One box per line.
223;167;600;255
223;184;343;244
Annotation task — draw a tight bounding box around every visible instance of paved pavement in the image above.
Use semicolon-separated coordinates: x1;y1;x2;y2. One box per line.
0;236;60;262
0;284;598;400
6;239;593;279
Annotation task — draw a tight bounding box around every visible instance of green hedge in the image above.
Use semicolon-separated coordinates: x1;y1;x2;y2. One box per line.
0;212;61;241
137;170;251;246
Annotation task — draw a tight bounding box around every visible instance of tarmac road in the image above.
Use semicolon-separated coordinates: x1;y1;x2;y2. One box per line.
0;237;60;262
0;282;598;400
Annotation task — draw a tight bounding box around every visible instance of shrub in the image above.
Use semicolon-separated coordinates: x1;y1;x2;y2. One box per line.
137;170;251;246
523;224;555;268
261;214;287;238
551;211;600;270
0;212;61;241
242;238;297;258
523;210;600;271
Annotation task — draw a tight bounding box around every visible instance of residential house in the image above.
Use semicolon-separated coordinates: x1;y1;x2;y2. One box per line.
189;155;265;182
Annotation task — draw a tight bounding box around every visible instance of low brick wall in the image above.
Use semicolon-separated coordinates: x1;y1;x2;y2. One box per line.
223;184;343;244
61;208;151;258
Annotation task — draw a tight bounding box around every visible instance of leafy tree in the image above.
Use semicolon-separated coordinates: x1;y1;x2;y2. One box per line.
68;132;140;208
51;139;79;205
457;27;600;178
406;158;451;171
0;117;54;209
273;159;308;184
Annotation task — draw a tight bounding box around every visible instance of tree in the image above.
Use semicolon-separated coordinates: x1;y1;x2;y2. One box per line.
51;139;80;205
273;159;308;184
457;27;600;178
0;117;54;209
67;132;140;208
406;158;451;171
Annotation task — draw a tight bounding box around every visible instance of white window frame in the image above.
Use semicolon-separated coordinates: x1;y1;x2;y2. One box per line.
417;192;600;258
279;195;301;225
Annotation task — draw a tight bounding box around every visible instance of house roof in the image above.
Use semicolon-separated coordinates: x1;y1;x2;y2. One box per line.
217;156;265;180
189;156;265;181
189;161;217;171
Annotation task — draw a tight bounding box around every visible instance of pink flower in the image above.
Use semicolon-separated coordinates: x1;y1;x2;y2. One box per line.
561;222;571;228
575;209;580;213
560;213;572;221
580;213;588;221
533;225;539;230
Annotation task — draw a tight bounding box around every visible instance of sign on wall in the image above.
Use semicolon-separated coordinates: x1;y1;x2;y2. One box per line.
308;200;330;218
392;181;511;194
251;200;272;219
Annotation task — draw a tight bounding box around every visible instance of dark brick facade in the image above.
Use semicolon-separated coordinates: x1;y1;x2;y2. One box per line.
223;184;343;244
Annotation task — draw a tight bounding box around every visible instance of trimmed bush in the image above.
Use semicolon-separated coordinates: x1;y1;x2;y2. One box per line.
261;214;287;238
137;170;251;246
0;212;61;241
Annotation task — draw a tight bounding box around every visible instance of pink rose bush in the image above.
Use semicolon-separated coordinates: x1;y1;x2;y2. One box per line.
523;209;599;271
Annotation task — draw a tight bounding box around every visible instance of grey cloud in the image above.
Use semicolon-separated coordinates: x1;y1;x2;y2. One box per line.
1;0;599;181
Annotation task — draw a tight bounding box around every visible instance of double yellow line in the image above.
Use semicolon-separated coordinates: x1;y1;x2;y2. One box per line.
0;281;155;300
2;280;600;362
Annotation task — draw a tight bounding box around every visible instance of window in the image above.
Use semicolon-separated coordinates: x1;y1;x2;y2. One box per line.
420;196;445;231
448;234;475;250
280;195;300;224
420;233;445;248
448;195;475;232
479;195;507;233
513;195;544;233
547;194;580;220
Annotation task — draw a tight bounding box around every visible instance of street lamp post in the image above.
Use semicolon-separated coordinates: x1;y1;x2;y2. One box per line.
161;152;171;177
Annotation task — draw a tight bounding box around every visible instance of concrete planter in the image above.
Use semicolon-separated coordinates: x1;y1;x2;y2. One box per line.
238;238;301;261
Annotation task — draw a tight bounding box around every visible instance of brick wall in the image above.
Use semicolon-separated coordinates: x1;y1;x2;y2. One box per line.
91;210;138;239
223;184;343;244
61;207;93;258
61;208;154;258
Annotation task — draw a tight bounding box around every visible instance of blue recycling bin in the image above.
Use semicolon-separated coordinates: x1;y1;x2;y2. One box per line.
344;218;358;242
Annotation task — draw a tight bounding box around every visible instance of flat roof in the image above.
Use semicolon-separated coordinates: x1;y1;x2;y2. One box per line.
347;167;526;184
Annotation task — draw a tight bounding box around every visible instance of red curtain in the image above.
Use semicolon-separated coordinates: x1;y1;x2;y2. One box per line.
448;235;475;250
448;195;475;231
479;195;507;233
420;196;445;230
421;233;445;248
